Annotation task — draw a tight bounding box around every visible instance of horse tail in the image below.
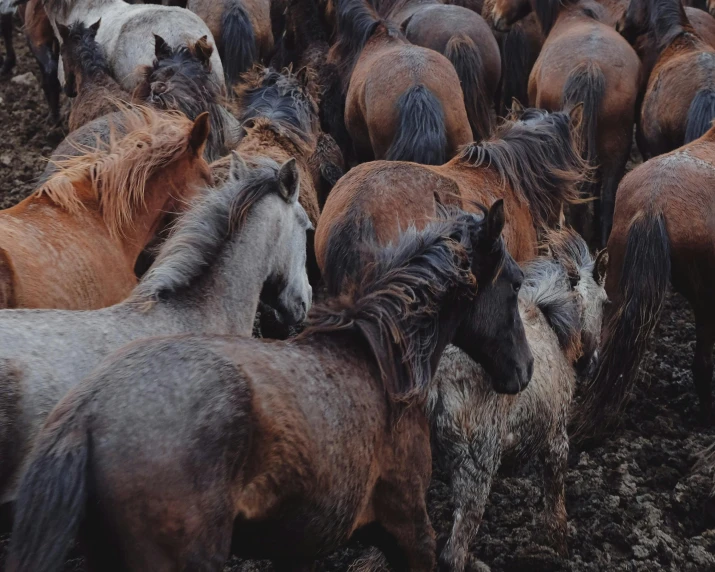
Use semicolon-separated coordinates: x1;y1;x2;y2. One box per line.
323;213;376;296
0;247;16;309
6;395;90;572
574;211;670;440
222;0;257;86
561;60;605;168
500;23;531;114
684;88;715;143
386;84;447;165
445;33;493;141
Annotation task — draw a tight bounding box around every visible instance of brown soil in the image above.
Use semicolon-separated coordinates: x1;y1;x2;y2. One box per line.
0;19;714;572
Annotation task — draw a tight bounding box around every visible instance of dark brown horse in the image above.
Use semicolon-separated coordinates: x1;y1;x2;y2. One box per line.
576;124;715;437
315;105;587;294
57;19;131;131
329;0;472;164
527;0;641;246
0;1;14;79
620;0;715;158
7;208;532;572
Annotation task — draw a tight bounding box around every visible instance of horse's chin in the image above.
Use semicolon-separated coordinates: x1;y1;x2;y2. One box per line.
488;359;533;395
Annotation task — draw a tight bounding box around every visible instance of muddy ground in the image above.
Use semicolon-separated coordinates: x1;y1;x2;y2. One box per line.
1;20;714;572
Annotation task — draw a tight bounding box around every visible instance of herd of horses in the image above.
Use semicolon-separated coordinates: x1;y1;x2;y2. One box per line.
0;0;714;570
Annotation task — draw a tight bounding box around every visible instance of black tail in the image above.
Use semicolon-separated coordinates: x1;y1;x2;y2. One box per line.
6;400;90;572
500;23;533;114
323;213;376;296
685;88;715;143
386;85;447;165
222;0;257;86
574;212;671;440
445;33;494;141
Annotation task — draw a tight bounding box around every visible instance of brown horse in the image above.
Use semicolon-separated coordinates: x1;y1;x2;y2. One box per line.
57;19;131;131
329;0;472;164
0;2;14;79
0;106;212;310
527;0;641;246
17;0;61;123
7;208;532;572
686;5;715;48
575;124;715;437
186;0;272;86
620;0;715;158
315;105;587;295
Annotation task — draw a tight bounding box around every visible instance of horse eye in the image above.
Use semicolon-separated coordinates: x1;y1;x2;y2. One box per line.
513;283;521;294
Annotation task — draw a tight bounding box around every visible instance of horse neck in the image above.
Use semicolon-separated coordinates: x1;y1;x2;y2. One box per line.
152;202;278;336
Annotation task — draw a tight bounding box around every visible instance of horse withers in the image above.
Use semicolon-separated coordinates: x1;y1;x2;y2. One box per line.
7;205;531;571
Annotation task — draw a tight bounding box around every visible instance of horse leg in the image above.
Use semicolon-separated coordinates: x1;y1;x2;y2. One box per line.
0;13;15;79
439;433;500;572
599;146;629;248
541;424;569;556
693;311;715;425
31;41;61;124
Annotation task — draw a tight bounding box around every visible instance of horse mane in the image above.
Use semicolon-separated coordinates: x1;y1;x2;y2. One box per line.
457;109;588;229
332;0;403;84
129;157;284;307
35;105;195;237
236;67;319;154
301;214;478;404
63;21;111;81
534;0;580;34
650;0;695;52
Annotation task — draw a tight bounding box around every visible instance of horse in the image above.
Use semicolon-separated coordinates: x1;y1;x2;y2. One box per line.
527;0;641;247
186;0;272;86
328;0;472;165
685;5;715;48
430;228;608;572
0;106;212;310
0;0;16;78
7;206;532;572
57;19;131;131
133;34;242;161
0;154;311;524
619;0;715;158
575;123;715;438
42;0;225;92
17;0;61;123
315;105;587;295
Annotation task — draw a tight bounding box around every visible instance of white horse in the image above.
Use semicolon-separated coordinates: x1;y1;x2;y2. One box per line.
43;0;225;90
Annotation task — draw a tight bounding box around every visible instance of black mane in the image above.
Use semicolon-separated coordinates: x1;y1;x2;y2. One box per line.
63;22;111;81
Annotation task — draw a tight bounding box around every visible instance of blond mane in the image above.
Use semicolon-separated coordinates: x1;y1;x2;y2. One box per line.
35;105;195;236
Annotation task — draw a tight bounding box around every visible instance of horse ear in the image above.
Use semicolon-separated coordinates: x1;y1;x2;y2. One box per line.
593;248;609;285
189;112;211;156
90;19;101;34
154;34;172;61
194;35;214;69
487;199;505;243
229;151;249;181
509;98;525;119
57;23;71;43
278;158;300;204
569;102;584;131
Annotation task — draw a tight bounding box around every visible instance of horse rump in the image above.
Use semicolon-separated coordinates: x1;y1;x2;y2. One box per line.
445;33;493;141
685;88;715;143
574;211;670;440
6;401;90;572
386;84;447;165
222;0;258;86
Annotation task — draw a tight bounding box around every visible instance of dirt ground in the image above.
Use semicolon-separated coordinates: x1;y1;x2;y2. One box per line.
1;21;714;572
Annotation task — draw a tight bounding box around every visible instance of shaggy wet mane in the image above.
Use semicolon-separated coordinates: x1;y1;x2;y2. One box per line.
62;21;111;80
129;158;285;306
458;109;588;230
35;105;195;237
302;214;480;404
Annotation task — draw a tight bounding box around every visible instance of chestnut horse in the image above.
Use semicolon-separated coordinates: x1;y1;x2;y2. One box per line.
7;209;532;572
527;0;641;246
315;105;587;294
576;124;715;437
187;0;272;86
329;0;472;164
620;0;715;158
0;106;212;310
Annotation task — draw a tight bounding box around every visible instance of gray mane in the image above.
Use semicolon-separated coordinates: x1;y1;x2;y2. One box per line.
520;258;581;353
129;157;283;306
